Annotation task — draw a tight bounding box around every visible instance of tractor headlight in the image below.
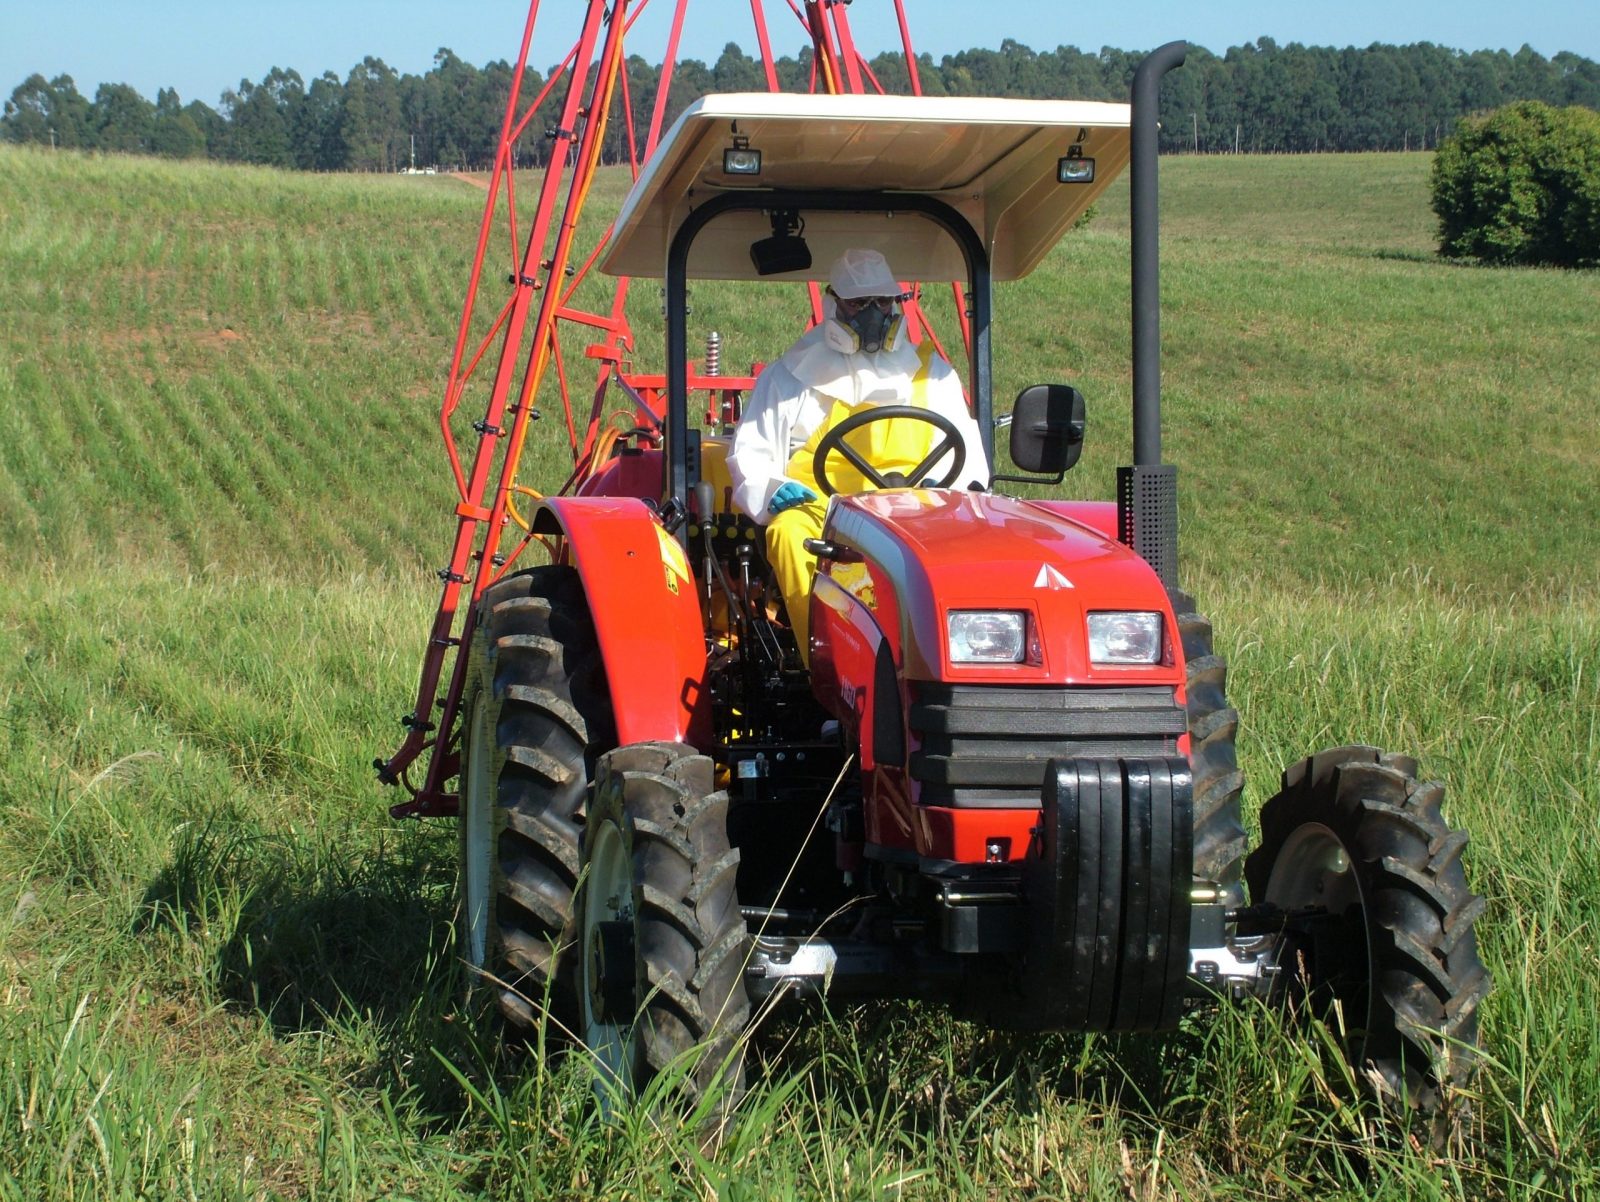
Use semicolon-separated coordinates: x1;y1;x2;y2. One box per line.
947;610;1027;664
1087;611;1163;664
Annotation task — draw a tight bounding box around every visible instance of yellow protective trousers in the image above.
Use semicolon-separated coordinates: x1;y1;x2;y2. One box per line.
767;342;936;662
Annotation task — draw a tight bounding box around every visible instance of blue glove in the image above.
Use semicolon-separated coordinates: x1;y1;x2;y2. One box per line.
768;481;818;515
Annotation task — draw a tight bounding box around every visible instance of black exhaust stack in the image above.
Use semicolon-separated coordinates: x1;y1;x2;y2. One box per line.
1119;41;1187;590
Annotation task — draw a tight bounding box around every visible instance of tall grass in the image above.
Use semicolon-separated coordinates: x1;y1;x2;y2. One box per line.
1;143;1597;1197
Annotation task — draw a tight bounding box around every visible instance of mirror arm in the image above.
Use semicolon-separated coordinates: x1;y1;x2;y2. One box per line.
990;469;1067;488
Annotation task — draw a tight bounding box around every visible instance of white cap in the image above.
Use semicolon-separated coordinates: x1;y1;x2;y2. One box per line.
828;248;900;299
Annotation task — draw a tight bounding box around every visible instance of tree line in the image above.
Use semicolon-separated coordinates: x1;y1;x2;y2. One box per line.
5;37;1598;170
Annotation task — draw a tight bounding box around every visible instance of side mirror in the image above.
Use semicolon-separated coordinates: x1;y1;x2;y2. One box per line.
1002;384;1086;482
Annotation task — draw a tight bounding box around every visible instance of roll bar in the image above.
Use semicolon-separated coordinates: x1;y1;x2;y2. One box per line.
663;190;993;518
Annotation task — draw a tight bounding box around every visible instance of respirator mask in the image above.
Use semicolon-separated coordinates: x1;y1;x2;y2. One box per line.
824;291;903;355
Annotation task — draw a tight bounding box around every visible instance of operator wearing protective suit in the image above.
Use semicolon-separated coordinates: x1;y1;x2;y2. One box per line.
729;248;990;663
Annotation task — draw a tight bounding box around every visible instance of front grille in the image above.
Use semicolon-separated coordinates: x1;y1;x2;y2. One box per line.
909;684;1185;808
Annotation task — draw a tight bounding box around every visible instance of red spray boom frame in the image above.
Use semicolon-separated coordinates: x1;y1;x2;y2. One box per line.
378;0;963;817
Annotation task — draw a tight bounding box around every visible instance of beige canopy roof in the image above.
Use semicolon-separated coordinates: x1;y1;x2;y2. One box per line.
600;92;1130;283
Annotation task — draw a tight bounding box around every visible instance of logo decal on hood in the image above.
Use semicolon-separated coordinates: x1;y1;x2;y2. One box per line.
1034;564;1074;590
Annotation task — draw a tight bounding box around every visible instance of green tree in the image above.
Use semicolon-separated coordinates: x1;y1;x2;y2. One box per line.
473;59;518;168
621;53;661;160
92;82;156;152
864;50;911;94
426;49;479;169
184;98;227;155
1553;51;1600;108
658;57;712;137
2;73;93;147
777;49;815;94
149;88;206;158
292;72;345;170
2;73;54;143
222;69;300;165
1432;100;1600;267
7;37;1600;168
1459;51;1508;112
1284;45;1340;152
1342;44;1405;149
341;57;404;171
713;42;764;92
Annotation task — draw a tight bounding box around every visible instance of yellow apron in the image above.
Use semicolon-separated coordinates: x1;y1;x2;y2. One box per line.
782;340;940;494
769;341;938;663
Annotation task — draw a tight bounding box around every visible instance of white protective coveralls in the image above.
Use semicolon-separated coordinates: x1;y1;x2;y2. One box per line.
728;253;990;661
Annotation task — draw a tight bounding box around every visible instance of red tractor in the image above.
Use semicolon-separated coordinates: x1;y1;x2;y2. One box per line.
381;33;1488;1113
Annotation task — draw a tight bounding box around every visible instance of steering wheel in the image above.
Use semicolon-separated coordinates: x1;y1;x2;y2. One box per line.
810;405;966;497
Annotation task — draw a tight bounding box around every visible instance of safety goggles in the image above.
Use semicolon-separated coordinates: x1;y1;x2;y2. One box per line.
831;293;899;315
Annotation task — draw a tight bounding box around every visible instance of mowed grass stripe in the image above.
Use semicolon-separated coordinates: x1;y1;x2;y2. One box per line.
230;361;365;564
81;357;199;554
210;366;340;563
54;359;150;519
3;354;94;554
108;356;224;564
0;389;46;552
169;371;281;544
146;367;290;566
3;142;1596;581
252;348;455;568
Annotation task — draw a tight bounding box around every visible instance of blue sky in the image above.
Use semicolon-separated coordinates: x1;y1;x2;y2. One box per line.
3;0;1594;107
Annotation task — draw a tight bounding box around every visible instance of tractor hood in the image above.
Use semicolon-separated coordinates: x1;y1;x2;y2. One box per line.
821;490;1179;685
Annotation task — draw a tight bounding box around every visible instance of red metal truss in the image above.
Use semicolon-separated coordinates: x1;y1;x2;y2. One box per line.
380;0;963;816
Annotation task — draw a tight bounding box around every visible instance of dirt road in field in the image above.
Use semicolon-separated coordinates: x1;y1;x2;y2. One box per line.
450;172;489;189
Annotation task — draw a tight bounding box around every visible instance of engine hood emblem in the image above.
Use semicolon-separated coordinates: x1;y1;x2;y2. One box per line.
1034;564;1075;590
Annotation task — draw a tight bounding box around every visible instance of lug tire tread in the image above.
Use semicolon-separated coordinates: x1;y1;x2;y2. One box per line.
457;565;614;1030
586;744;750;1103
1245;746;1489;1113
1170;588;1247;908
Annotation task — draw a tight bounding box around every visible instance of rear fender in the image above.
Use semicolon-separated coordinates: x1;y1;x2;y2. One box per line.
529;496;710;746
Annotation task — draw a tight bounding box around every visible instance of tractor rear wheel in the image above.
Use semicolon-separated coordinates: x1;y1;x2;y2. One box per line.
1170;589;1247;909
1245;746;1490;1112
457;565;613;1029
577;743;750;1108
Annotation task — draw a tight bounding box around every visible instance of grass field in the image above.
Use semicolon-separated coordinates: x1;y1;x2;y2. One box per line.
1;142;1597;1199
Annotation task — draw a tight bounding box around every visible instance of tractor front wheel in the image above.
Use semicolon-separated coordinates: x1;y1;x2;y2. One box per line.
1245;746;1490;1112
457;566;613;1029
577;743;750;1108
